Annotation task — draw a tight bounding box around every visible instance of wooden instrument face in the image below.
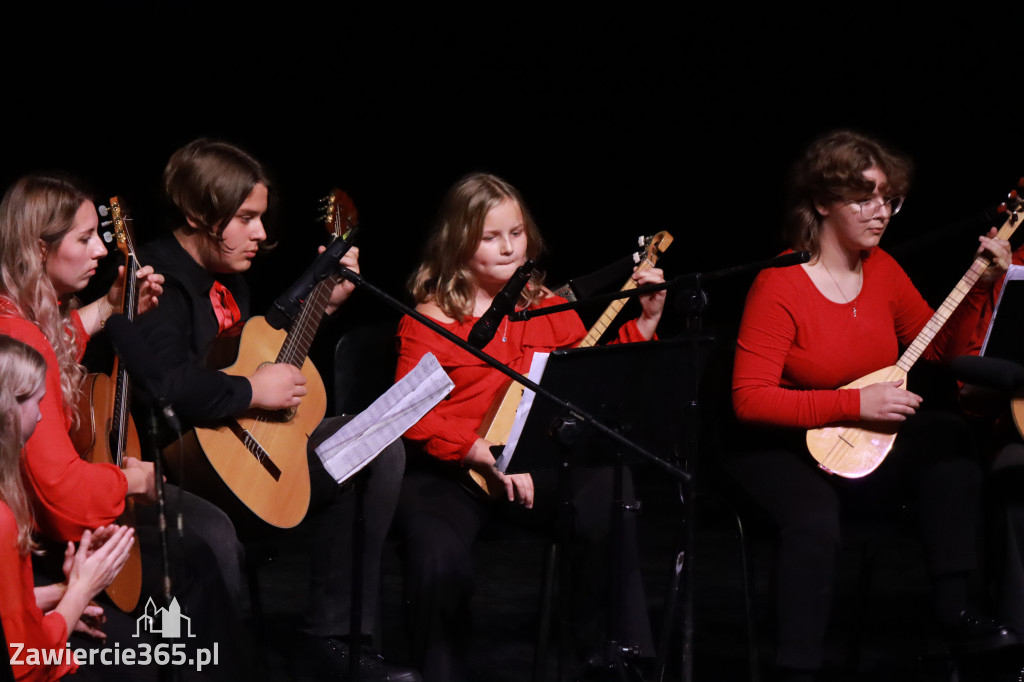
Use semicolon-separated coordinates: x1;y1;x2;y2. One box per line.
807;181;1024;478
181;190;356;528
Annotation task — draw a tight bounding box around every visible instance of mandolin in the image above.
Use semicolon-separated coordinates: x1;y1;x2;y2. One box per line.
807;183;1024;478
164;190;356;529
70;197;143;612
470;231;673;495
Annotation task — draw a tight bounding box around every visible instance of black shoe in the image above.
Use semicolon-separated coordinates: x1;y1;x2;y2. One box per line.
940;610;1017;654
298;636;421;681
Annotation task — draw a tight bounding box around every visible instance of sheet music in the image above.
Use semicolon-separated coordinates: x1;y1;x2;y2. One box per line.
981;264;1024;354
315;352;454;484
495;352;549;473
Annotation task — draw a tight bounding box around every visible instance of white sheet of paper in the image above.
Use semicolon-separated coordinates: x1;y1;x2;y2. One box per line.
315;352;454;484
495;352;549;473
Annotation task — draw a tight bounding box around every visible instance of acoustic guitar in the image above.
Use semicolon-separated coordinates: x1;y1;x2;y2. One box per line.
807;183;1024;478
70;197;143;612
470;231;673;495
164;190;357;529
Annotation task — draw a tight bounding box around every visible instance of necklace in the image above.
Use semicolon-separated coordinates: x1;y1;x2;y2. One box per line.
821;260;862;317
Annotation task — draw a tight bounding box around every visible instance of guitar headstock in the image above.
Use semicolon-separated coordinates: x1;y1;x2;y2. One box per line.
98;196;137;260
633;231;673;269
319;189;359;241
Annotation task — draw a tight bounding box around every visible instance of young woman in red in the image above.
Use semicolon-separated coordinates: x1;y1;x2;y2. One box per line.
728;130;1015;681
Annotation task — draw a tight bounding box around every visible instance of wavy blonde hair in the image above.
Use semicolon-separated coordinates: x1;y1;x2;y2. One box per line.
0;175;92;417
410;173;545;322
0;335;46;554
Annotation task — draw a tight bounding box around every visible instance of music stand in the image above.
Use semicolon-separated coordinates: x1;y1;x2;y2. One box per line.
502;338;714;681
983;276;1024;365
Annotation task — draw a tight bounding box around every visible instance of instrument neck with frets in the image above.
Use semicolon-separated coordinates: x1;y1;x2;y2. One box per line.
70;196;144;612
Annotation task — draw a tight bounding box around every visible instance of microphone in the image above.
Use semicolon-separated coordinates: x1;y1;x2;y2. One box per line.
768;251;811;268
951;355;1024;392
467;260;536;349
105;314;181;433
266;232;358;330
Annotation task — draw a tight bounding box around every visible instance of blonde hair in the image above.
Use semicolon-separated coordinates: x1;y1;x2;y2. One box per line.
410;173;545;321
0;175;91;416
0;335;46;554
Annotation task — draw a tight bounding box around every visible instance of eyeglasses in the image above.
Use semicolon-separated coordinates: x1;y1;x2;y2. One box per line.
851;196;904;220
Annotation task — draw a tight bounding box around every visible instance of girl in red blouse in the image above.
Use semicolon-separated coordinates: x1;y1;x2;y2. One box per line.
395;173;663;681
728;131;1014;681
0;334;133;682
0;175;244;681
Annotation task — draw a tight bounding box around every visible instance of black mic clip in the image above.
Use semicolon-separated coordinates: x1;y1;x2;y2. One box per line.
467;259;536;349
266;231;358;330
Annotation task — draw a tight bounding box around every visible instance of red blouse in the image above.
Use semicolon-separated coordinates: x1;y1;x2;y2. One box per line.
0;503;76;681
732;249;987;428
0;299;127;541
396;296;649;461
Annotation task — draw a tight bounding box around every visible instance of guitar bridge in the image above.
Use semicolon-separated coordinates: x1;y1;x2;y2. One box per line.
226;421;282;481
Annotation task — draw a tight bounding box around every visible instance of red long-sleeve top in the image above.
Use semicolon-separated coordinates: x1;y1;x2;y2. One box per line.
732;249;987;429
396;296;650;461
0;299;127;541
0;503;77;681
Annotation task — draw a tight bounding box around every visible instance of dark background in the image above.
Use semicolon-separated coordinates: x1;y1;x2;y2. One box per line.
4;10;1020;340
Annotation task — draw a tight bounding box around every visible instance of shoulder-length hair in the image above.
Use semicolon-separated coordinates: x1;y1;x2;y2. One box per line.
0;175;92;414
785;130;912;259
409;173;545;321
0;335;46;554
164;138;272;241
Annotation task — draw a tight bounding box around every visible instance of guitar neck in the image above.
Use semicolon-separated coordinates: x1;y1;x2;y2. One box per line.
110;252;140;466
278;273;336;367
897;200;1024;372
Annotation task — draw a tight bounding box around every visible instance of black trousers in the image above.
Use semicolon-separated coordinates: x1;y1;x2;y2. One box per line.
303;415;406;640
988;442;1024;637
720;411;982;670
394;454;654;682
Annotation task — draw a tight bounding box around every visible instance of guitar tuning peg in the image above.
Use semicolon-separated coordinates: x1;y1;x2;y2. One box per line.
1017;177;1024;187
998;202;1009;214
1009;190;1019;201
637;235;645;247
97;205;109;217
102;231;114;244
633;252;642;264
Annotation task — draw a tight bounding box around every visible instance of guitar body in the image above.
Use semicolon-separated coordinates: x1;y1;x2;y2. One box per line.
805;366;905;478
184;316;321;528
72;373;143;612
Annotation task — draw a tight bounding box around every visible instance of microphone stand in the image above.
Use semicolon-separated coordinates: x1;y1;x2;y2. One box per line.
331;267;690;486
510;251;810;323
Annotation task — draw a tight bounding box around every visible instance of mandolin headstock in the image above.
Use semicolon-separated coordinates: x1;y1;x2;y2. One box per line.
633;230;673;269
